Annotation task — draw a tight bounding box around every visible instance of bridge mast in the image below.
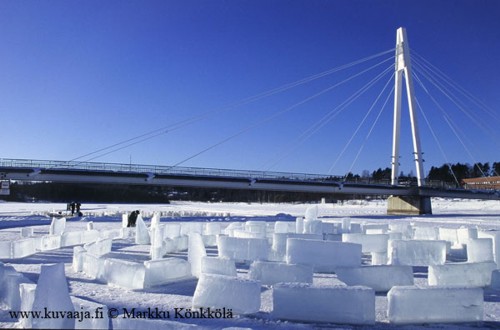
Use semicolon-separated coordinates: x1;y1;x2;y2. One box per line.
391;27;425;187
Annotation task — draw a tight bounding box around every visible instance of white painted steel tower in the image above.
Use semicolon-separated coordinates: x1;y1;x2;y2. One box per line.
391;27;426;187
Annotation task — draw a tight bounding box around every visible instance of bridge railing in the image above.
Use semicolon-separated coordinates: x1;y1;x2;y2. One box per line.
0;158;335;182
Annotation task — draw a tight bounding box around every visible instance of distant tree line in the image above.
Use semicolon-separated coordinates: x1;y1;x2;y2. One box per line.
427;162;499;183
322;161;499;187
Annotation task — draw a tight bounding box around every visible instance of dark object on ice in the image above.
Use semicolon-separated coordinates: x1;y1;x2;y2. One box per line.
70;202;76;215
127;210;140;227
77;211;83;217
76;202;81;213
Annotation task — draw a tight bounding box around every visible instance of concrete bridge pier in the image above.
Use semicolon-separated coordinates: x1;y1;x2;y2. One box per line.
387;195;432;215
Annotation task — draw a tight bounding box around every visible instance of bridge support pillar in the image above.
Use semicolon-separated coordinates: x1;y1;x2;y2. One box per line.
387;195;432;215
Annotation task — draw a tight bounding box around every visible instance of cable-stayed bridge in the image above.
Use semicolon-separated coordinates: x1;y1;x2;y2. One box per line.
1;28;499;214
0;157;498;207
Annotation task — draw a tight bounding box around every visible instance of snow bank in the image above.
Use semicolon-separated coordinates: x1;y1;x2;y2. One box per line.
388;286;483;324
335;265;413;292
428;262;496;287
248;261;313;285
286;238;361;272
272;283;375;325
192;274;260;314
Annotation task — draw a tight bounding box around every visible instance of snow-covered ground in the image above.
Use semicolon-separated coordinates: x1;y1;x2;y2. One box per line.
0;198;499;329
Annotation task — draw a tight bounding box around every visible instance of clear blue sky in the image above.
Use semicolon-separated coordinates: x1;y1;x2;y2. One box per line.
1;0;499;176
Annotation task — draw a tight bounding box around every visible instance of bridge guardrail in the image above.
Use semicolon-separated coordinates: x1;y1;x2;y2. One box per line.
0;158;477;190
0;158;335;182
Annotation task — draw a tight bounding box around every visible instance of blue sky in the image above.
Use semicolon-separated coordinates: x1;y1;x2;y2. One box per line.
1;0;499;177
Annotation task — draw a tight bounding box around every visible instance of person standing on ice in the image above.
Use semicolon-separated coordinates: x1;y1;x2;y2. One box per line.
127;210;139;227
70;202;76;215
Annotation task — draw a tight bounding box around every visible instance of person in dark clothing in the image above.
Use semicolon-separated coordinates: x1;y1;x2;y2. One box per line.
70;202;76;215
76;202;81;213
127;210;140;227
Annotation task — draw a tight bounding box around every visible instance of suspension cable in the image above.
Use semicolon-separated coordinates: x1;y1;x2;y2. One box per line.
412;50;500;122
412;71;487;178
412;90;461;186
345;85;395;179
261;64;394;172
168;57;395;170
63;48;395;166
412;58;499;143
329;72;394;174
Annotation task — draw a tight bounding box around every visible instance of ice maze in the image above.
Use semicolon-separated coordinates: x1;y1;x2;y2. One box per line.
1;210;500;328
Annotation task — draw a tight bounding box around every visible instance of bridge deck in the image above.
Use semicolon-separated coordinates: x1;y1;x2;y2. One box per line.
1;158;499;200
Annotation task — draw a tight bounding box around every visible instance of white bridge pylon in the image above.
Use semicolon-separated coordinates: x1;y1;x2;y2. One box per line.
391;27;425;187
